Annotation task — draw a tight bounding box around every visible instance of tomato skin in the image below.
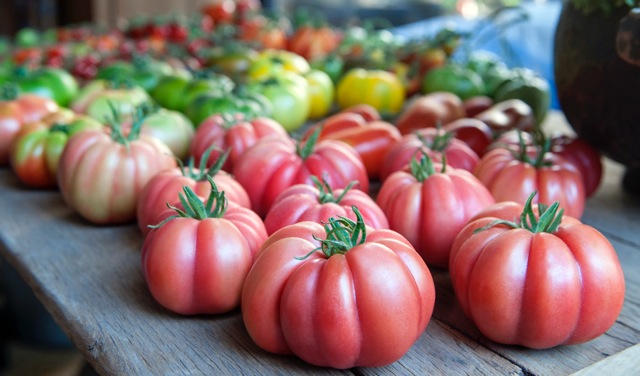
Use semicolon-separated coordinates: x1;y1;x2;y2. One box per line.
473;146;586;218
442;117;494;157
241;221;435;368
190;114;287;172
0;101;26;166
287;25;341;62
233;136;369;217
322;120;402;180
15;94;59;124
136;167;251;237
380;127;479;181
10;115;104;188
304;69;334;120
449;201;625;348
395;92;465;135
57;130;176;225
142;204;267;315
336;68;406;116
137;109;195;161
551;134;603;197
377;162;495;268
264;183;388;235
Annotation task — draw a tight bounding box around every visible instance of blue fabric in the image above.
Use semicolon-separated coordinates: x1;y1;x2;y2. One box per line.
392;1;562;108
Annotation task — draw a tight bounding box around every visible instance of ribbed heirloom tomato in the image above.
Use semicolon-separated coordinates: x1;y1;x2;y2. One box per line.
474;132;586;218
190;113;287;172
242;210;435;369
449;194;625;349
233;130;369;217
263;177;388;235
377;155;494;268
136;149;250;237
57;109;176;225
143;179;267;315
380;127;479;181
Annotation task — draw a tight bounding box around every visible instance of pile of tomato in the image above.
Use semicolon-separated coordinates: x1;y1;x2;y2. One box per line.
0;0;626;369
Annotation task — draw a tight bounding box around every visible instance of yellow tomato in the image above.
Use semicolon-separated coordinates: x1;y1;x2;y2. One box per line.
336;68;405;115
247;49;310;81
304;69;334;119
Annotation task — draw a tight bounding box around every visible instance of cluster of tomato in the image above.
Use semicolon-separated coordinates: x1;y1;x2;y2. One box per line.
0;0;626;370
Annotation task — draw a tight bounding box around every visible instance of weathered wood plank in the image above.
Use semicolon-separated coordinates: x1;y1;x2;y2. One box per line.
571;343;640;376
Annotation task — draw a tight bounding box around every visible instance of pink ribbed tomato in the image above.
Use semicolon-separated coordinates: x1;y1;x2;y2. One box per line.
449;194;625;349
242;210;434;368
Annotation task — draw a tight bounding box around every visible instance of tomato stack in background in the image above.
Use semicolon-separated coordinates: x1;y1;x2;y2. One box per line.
0;0;625;370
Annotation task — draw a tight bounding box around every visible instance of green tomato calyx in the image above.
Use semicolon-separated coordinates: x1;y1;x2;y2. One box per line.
179;145;229;182
149;175;229;229
475;191;564;234
410;153;446;182
297;206;368;260
312;175;357;204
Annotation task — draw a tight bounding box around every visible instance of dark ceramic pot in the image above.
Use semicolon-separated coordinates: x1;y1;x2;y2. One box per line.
554;2;640;194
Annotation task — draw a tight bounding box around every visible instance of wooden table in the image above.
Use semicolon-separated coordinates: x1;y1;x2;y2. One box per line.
1;113;639;375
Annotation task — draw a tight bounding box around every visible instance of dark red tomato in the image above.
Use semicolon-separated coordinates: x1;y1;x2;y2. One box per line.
550;134;603;197
395;92;466;135
287;25;342;62
442;118;494;157
381;127;479;181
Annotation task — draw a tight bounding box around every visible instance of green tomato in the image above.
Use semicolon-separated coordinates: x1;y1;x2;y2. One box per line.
15;28;39;48
422;64;486;100
86;87;151;124
493;68;551;126
248;72;309;132
150;75;190;111
140;109;195;161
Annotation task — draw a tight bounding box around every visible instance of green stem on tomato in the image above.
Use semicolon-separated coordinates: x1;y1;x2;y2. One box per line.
474;191;564;234
311;175;357;204
297;127;320;161
149;175;228;229
296;206;368;260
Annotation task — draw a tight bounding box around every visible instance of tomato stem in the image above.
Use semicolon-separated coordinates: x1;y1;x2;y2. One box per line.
297;127;320;160
312;176;357;204
473;191;564;234
409;154;445;182
149;176;229;229
296;206;368;259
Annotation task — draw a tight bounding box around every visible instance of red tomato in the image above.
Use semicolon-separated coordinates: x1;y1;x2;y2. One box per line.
16;94;60;124
57;122;176;225
395;92;465;135
238;14;288;50
136;152;251;237
287;25;341;62
242;212;435;368
142;184;267;315
449;195;625;348
264;178;388;234
442;117;494;157
339;103;381;122
320;120;402;180
551;134;603;197
377;155;494;268
9;115;103;188
233;133;369;217
190;114;287;172
0;100;26;166
474;136;586;218
201;0;236;24
380;127;479;181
